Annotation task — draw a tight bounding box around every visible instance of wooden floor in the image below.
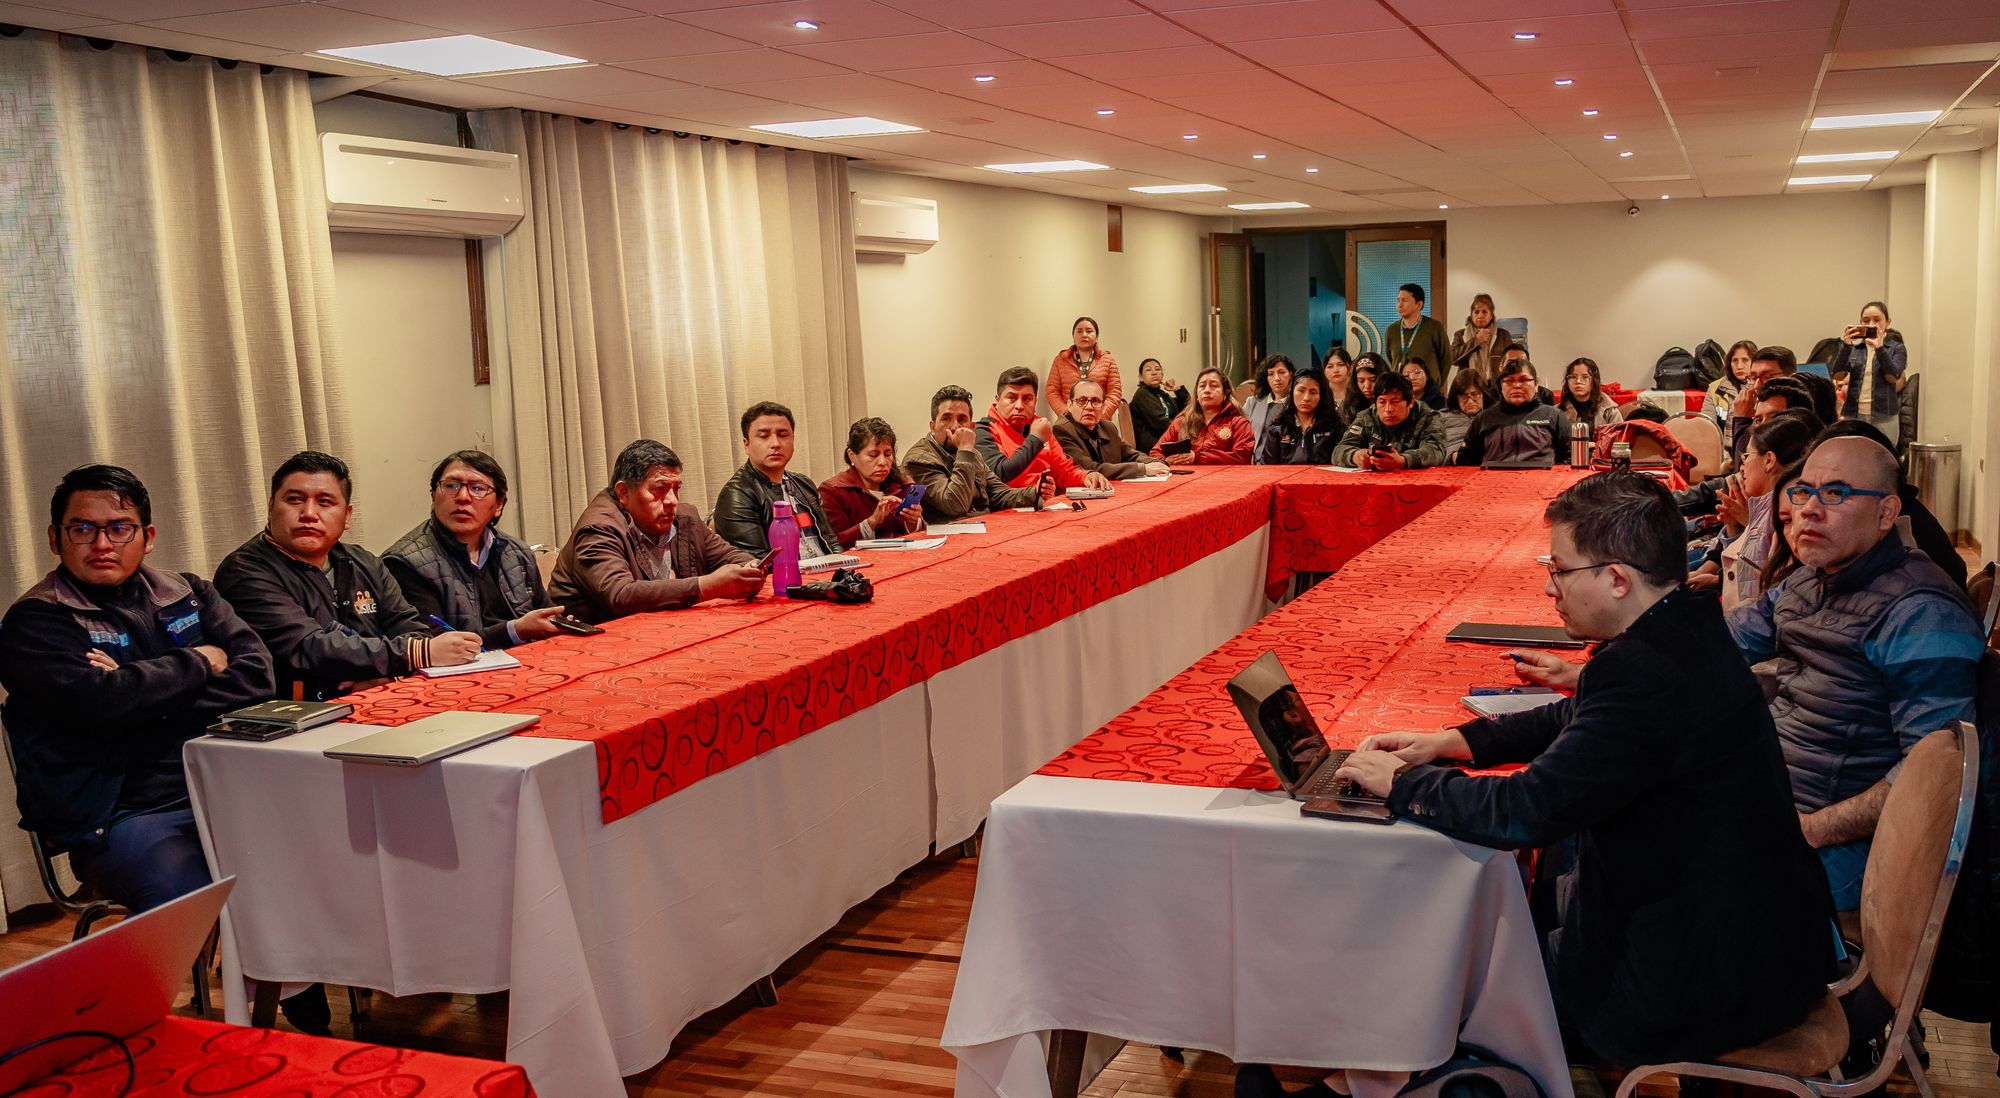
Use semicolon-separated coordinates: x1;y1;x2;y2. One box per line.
3;847;1997;1098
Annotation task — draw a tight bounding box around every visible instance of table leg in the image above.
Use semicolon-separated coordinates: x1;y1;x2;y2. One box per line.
752;974;779;1007
1047;1029;1087;1098
250;979;280;1028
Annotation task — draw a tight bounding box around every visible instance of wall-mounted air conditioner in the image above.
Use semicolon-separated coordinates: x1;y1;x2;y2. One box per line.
853;192;938;255
321;133;523;239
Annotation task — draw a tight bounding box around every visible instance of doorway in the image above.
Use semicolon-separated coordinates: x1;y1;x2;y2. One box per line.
1208;222;1446;376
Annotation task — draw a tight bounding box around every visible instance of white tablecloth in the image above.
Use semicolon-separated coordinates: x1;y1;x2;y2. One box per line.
943;776;1574;1098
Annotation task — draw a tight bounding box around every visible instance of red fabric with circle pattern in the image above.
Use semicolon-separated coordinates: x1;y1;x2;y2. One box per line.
13;1017;533;1098
1041;470;1586;788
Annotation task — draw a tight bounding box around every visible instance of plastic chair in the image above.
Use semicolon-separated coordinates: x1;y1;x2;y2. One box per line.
1664;413;1724;485
1613;723;1978;1098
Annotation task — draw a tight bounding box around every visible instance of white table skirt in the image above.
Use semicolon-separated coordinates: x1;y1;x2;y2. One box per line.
943;776;1574;1098
928;524;1271;849
187;684;933;1098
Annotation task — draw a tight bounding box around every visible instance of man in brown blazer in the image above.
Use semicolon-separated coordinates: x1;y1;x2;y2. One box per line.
548;439;765;622
1051;380;1170;481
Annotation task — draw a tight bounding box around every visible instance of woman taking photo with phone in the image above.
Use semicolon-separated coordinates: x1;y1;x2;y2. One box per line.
1831;301;1906;433
820;417;925;548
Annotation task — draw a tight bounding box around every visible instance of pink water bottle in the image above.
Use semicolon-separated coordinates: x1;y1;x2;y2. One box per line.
767;499;802;597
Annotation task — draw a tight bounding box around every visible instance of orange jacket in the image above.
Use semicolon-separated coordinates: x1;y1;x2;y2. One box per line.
1045;347;1122;418
1148;401;1255;465
976;408;1088;490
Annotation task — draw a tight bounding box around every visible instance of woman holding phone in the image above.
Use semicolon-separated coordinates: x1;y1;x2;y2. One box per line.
820;417;925;548
1831;301;1906;432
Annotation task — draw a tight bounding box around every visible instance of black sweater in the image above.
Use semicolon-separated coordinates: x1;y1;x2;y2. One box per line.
213;534;429;701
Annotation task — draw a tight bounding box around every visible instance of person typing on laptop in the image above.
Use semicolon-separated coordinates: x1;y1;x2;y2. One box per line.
1331;473;1834;1067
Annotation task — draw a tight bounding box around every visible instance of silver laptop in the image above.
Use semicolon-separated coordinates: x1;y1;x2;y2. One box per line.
323;711;540;766
0;877;235;1093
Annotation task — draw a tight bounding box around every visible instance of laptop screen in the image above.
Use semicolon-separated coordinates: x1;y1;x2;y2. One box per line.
1226;651;1335;790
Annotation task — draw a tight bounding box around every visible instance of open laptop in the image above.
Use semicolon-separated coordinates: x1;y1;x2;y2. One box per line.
1444;622;1589;649
1226;651;1391;822
0;877;235;1093
323;710;540;766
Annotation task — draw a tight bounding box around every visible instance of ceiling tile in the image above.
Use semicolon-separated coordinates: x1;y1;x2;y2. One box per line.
1637;29;1831;64
470;65;691;97
1166;0;1405;41
1077;43;1261;79
667;0;941;46
1420;11;1631;50
1453;43;1641;77
1844;0;1999;24
369;76;537;108
880;58;1092;93
1236;27;1436;67
1625;0;1837;41
572;86;795;116
874;0;1141;28
1839;18;2000;51
0;2;106;28
490;17;752;63
140;5;443;52
619;48;850;84
969;14;1204;57
1814;62;1993;109
33;0;300;19
59;21;289;59
1276;55;1463;90
784;30;1018;69
323;0;636;35
1385;0;1614;21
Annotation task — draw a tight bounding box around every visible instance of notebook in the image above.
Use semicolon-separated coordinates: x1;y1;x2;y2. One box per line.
416;648;523;678
1444;622;1589;649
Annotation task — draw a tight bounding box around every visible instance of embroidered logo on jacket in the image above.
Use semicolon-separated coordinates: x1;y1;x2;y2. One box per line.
353;589;378;616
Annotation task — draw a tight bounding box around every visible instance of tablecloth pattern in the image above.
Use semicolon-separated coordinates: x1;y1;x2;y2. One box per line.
14;1017;532;1097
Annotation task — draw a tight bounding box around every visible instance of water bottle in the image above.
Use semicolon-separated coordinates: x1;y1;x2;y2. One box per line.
1569;419;1591;469
767;499;802;597
1610;441;1632;473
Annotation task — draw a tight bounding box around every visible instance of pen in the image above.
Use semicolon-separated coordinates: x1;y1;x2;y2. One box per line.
424;614;454;635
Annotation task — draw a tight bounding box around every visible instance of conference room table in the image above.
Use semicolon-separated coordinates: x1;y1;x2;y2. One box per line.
187;465;1505;1097
943;469;1583;1098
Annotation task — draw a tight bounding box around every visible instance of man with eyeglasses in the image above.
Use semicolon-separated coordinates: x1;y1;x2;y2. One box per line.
383;450;563;649
1321;473;1833;1071
0;464;272;917
1051;379;1169;481
1725;435;1981;912
215;450;482;701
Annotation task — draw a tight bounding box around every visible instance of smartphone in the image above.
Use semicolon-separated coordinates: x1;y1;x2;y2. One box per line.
897;483;927;512
550;615;606;637
755;548;780;570
1300;797;1395;824
1864;325;1879;340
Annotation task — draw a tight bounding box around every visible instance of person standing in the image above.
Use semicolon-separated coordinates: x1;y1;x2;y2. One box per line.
1446;292;1513;394
1045;316;1121;419
1382;283;1451;391
1129;357;1189;455
1832;301;1906;433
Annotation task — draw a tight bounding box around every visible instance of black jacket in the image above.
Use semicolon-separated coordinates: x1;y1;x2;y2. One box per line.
213;534;429;701
1457;399;1572;467
1389;587;1835;1064
710;463;838;557
1130;382;1189;455
1254;407;1340;465
0;566;272;853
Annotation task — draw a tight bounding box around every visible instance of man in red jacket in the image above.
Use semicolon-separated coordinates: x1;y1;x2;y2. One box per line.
975;366;1112;493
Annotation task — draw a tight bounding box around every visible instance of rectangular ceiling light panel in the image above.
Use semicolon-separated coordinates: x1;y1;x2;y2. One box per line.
750;117;924;139
319;36;587;76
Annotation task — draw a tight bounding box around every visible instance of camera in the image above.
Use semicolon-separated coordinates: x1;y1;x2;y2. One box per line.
1627;204;1639;217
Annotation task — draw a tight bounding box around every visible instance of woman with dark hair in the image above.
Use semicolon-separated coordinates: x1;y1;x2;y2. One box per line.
1832;300;1907;432
819;417;925;548
1440;369;1488;462
383;449;562;648
1706;340;1757;424
1321;347;1365;430
1150;368;1254;465
1559;357;1621;429
1353;352;1389;402
1401;357;1446;410
1045;316;1122;419
1243;353;1295;442
1130;356;1188;454
1694;410;1819;609
1758;461;1809;596
1256;364;1339;465
1447;292;1513;393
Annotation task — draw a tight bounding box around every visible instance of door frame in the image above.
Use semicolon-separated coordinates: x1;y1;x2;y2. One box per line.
1342;222;1447;338
1208;232;1253;381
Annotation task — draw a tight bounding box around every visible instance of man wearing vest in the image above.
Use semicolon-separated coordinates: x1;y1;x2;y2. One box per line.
215;451;482;700
1;464;273;914
383;450;563;648
1727;436;1982;911
976;366;1112;493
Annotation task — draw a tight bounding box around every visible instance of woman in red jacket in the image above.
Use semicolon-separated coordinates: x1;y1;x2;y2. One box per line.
1045;316;1122;419
1148;368;1255;465
819;417;925;548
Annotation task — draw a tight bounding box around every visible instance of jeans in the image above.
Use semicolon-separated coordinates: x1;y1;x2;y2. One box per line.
71;803;211;914
1818;838;1869;913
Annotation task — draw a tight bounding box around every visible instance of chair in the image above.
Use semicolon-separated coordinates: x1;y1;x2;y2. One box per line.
1664;413;1724;485
1613;723;1979;1098
1968;562;1995;649
1232;380;1256;405
534;548;558;587
1897;374;1920;464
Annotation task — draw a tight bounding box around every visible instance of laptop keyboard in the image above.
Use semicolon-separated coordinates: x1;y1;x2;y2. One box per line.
1303;750;1371;798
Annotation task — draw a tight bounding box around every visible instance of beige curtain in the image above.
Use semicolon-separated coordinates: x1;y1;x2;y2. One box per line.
471;110;866;545
0;30;350;597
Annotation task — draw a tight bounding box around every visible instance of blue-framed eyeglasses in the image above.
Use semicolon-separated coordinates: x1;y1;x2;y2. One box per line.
1784;482;1890;508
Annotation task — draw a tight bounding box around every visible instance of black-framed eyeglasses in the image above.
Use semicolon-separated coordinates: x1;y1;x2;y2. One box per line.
437;479;496;499
1536;555;1617;581
62;521;141;545
1784;482;1890;508
1071;396;1107;408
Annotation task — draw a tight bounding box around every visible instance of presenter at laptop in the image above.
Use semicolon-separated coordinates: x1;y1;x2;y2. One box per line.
1332;473;1834;1067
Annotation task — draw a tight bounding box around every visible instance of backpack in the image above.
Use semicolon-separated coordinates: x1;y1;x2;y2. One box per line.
1806;336;1844;369
1692;339;1726;388
1653;346;1698;390
1397;1044;1547;1098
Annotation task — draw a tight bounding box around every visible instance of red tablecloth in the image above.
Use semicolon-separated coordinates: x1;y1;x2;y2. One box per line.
1040;470;1584;789
14;1017;533;1097
334;466;1535;823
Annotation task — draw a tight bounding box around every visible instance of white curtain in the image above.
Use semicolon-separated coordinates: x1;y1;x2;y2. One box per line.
0;30;350;597
470;110;866;545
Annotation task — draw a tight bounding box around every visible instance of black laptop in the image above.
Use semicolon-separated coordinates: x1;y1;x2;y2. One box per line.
1226;651;1392;823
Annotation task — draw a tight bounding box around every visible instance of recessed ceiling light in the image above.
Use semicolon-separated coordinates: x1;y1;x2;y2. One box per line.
1183;133;1199;140
973;74;995;83
1096;108;1115;116
1602;133;1618;140
1660;194;1670;200
1582;108;1599;117
1514;31;1538;40
1132;183;1227;194
1306;166;1319;173
1439;204;1450;209
750;116;923;139
984;160;1111;173
1554;78;1573;87
1619;150;1633;158
1810;110;1941;130
1796;150;1898;163
316;35;586;76
1230;201;1310;210
1789;173;1874;185
1252;153;1267;160
793;19;820;30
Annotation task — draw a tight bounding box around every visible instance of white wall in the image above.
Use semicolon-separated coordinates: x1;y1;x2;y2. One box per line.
314;94;498;549
849;169;1208;440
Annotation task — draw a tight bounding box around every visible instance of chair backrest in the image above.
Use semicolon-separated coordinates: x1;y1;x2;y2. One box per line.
1117;401;1136;445
535;549;558;587
1970;561;1996;647
1663;413;1723;484
1627;433;1671;463
1860;724;1979;1011
1232;380;1256;405
0;707;93;912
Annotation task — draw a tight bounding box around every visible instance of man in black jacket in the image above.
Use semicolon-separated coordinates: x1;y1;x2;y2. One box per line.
711;402;840;557
1;464;273;912
214;451;481;700
1336;473;1834;1066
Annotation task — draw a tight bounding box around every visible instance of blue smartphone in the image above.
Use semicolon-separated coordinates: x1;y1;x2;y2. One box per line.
898;483;927;512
